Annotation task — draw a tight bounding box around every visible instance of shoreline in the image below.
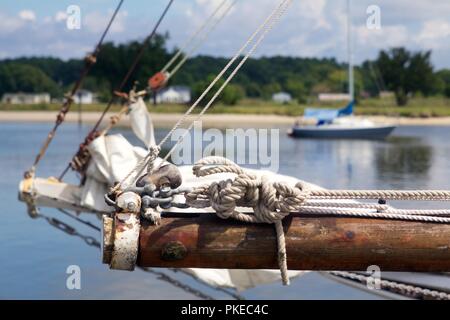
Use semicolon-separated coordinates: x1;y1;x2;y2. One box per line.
1;111;450;128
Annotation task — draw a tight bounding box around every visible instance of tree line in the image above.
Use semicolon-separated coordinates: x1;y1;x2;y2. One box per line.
0;33;449;106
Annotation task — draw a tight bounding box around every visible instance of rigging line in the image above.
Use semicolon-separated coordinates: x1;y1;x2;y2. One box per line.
37;210;218;299
36;212;101;248
91;0;175;134
166;0;237;80
161;0;229;73
139;267;215;300
43;218;216;300
160;0;291;164
328;271;450;300
59;0;175;180
114;0;291;192
160;0;290;150
57;208;101;231
171;269;245;300
25;0;124;176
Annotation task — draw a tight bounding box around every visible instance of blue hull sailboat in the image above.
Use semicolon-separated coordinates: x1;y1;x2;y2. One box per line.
288;0;396;140
288;101;396;140
288;123;396;140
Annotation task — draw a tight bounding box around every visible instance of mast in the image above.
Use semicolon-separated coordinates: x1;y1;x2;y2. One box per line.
347;0;354;101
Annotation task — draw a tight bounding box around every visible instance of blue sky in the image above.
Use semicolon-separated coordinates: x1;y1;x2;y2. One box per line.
0;0;449;69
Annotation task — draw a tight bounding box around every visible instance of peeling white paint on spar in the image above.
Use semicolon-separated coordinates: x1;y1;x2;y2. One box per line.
109;192;142;271
102;215;114;264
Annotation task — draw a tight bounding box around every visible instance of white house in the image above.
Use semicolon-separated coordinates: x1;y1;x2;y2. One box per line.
272;92;292;104
73;89;96;104
379;91;394;99
155;86;191;104
1;92;51;104
318;93;351;102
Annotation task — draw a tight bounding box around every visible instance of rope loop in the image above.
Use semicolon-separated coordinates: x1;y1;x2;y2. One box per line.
185;155;308;285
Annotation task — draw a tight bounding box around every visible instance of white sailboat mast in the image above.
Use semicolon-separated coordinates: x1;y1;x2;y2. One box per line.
347;0;354;101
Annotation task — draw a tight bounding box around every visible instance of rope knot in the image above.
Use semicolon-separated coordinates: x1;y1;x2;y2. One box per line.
187;156;310;223
185;156;312;285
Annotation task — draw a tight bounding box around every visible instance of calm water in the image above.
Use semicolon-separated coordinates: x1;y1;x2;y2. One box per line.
1;122;449;299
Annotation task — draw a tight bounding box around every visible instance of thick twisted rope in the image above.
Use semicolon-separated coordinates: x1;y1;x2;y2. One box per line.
184;156;450;286
186;156;310;285
303;188;450;201
298;207;450;223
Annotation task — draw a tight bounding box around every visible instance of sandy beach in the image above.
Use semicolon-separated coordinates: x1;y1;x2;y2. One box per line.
1;111;450;128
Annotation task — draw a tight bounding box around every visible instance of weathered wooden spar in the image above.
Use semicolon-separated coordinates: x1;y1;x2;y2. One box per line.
102;212;450;271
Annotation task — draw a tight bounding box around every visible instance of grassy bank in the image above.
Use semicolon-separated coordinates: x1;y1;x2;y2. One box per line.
1;97;450;118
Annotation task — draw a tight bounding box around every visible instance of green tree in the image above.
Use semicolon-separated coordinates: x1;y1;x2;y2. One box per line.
376;48;436;105
435;69;450;98
219;84;243;105
284;78;306;103
0;63;61;97
191;74;244;106
261;83;281;100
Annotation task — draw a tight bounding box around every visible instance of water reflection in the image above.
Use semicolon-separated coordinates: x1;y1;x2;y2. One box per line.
2;123;449;299
375;137;432;188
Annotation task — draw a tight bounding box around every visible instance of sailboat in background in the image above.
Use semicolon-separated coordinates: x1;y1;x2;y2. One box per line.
288;0;396;140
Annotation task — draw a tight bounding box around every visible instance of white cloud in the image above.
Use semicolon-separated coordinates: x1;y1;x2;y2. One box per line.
298;0;330;30
84;10;127;34
1;1;450;69
54;11;67;22
356;25;410;47
19;10;36;22
0;13;24;34
414;20;450;49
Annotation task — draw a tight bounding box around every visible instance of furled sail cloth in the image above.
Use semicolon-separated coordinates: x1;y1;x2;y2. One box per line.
25;97;306;290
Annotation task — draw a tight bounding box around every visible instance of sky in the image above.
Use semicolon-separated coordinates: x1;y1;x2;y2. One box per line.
0;0;449;69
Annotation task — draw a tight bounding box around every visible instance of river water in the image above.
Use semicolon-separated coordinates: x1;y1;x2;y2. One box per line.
1;122;449;299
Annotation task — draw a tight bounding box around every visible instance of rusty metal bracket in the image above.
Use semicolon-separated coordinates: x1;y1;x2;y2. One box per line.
103;163;191;270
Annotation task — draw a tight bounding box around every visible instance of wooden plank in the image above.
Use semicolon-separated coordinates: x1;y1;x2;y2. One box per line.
137;213;450;271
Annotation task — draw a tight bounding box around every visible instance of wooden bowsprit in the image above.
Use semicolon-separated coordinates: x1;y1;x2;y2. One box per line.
102;156;450;276
103;211;450;272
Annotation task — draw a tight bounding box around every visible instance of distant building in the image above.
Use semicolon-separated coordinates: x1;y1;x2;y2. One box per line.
74;89;96;104
318;93;351;102
2;92;51;104
155;86;191;104
379;91;394;99
272;92;292;104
